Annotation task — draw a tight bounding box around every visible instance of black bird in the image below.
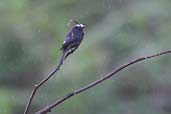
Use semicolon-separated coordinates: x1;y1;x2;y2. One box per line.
58;22;85;68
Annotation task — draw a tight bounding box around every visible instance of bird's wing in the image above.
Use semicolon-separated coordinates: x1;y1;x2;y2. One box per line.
61;31;75;50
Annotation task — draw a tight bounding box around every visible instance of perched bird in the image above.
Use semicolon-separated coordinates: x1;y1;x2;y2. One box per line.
58;21;85;68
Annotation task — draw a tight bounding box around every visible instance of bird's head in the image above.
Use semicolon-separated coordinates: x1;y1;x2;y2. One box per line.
72;23;85;33
68;19;85;33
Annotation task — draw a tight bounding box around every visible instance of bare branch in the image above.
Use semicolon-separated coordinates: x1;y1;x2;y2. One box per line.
24;53;66;114
35;50;171;114
24;65;60;114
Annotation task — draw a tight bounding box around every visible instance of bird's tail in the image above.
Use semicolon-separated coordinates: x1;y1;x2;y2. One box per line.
57;50;66;70
49;50;66;79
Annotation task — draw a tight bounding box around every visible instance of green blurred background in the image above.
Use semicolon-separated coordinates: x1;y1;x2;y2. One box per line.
0;0;171;114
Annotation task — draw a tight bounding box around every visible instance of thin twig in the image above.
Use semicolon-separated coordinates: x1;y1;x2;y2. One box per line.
24;49;70;114
35;50;171;114
24;64;60;114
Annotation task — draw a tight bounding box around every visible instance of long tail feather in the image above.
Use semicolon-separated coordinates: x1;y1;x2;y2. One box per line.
57;50;66;70
49;50;66;78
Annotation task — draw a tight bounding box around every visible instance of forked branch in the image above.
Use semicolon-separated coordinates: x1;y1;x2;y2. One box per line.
24;49;76;114
35;50;171;114
24;64;60;114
